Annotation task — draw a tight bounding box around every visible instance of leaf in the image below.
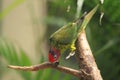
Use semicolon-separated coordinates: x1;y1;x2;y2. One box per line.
0;38;32;80
0;39;16;63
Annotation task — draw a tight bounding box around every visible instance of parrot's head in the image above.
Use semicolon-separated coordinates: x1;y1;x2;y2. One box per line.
48;47;60;63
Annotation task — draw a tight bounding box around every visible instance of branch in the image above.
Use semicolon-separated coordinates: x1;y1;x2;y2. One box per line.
75;31;103;80
8;62;85;78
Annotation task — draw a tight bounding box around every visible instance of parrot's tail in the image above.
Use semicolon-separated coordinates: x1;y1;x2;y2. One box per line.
74;12;87;31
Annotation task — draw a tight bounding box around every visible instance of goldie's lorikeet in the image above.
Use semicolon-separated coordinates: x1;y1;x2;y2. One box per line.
48;5;99;64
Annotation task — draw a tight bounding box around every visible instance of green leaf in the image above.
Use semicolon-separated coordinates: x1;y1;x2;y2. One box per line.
0;38;32;80
0;39;16;63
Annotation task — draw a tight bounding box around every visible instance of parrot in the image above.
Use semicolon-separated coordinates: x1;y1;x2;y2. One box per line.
48;5;99;65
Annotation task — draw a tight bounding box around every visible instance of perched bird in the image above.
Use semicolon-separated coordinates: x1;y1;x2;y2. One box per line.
48;13;86;64
48;5;99;64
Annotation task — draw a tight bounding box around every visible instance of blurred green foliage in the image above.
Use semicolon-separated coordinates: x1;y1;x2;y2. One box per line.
46;0;120;80
0;0;120;80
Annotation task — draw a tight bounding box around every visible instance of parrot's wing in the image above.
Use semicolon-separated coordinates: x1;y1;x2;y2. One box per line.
49;23;78;45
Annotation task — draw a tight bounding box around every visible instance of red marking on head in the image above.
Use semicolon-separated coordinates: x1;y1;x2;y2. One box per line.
48;47;60;63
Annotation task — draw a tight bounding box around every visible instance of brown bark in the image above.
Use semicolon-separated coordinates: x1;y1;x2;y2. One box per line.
75;31;103;80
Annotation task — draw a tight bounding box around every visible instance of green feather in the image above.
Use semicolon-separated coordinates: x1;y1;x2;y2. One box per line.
49;12;86;54
50;23;77;45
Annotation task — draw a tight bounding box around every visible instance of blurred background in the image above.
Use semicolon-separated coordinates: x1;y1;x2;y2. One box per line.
0;0;120;80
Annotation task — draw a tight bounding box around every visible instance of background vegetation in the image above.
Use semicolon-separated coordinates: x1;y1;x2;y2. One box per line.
0;0;120;80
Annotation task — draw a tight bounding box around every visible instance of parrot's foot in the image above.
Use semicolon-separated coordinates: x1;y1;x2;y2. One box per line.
66;43;76;59
70;43;76;51
66;51;75;59
53;61;59;66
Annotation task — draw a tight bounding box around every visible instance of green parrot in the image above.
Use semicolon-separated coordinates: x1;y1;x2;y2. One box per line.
48;5;99;64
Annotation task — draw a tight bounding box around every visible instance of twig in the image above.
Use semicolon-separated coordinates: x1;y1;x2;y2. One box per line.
8;62;83;78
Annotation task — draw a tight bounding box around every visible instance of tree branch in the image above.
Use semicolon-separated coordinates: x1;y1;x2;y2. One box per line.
8;62;84;78
75;31;103;80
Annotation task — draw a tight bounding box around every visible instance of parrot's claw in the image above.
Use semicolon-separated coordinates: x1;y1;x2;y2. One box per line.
53;61;59;66
66;51;75;59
